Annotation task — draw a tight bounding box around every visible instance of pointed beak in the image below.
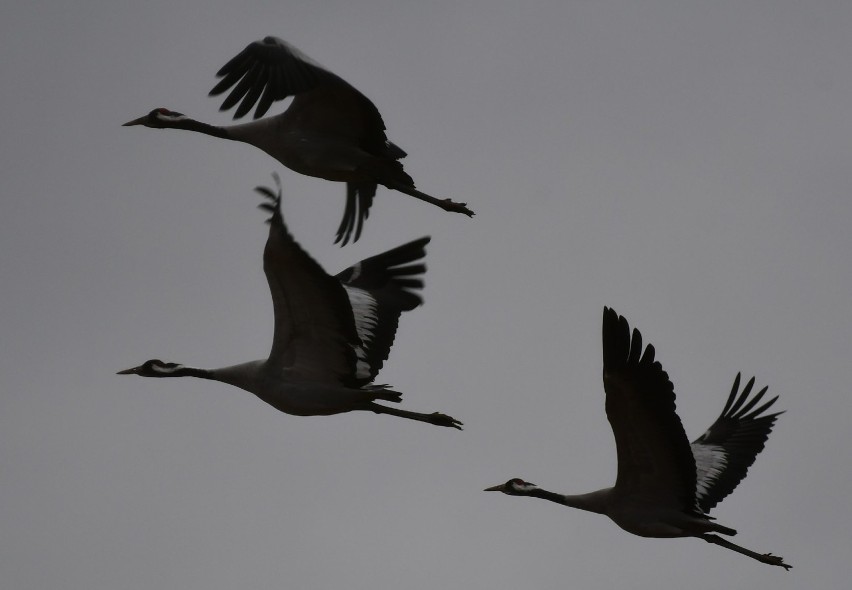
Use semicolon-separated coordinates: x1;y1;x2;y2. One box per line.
117;366;141;375
484;484;505;492
122;116;147;127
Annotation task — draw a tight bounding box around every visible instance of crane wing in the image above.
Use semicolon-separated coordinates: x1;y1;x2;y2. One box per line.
601;308;699;513
210;37;409;247
256;177;359;384
691;374;783;513
335;236;430;384
210;36;336;119
209;36;395;153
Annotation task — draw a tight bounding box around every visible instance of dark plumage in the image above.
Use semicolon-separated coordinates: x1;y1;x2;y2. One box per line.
485;307;789;569
124;37;473;245
118;175;461;430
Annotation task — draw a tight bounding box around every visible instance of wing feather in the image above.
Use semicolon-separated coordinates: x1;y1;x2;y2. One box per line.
691;374;783;512
336;237;430;382
256;177;359;383
209;35;390;153
601;308;698;513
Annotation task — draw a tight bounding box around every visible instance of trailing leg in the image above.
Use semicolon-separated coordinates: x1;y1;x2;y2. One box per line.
699;534;791;570
366;403;463;430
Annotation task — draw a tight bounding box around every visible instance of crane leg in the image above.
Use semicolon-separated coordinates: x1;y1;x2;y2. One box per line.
386;182;475;217
698;534;791;570
366;403;463;430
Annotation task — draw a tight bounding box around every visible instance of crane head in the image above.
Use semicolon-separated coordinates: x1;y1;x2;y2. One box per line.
123;108;187;128
117;359;183;376
484;478;539;496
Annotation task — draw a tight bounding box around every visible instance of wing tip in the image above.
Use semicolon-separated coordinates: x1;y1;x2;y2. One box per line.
254;172;283;223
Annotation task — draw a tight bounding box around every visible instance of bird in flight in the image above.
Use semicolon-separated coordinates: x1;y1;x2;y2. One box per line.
485;307;789;569
123;36;473;245
119;175;462;430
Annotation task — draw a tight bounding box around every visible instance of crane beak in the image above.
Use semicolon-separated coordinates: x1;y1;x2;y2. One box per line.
122;116;147;127
117;365;142;375
483;484;505;492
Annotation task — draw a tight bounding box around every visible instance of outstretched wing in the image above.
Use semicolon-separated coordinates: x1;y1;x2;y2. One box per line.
335;237;430;384
211;37;407;247
691;374;783;513
256;177;359;384
601;308;699;513
209;36;393;150
211;36;335;119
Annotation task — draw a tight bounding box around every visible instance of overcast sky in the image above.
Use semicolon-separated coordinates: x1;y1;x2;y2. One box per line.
2;1;851;588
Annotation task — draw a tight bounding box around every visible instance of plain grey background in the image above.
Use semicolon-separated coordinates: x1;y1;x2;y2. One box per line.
2;1;850;588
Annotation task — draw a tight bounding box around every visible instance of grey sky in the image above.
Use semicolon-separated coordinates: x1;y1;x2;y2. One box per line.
2;1;850;588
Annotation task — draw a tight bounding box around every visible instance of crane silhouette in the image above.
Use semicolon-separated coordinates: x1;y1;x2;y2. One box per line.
485;307;789;569
123;36;472;244
119;175;461;430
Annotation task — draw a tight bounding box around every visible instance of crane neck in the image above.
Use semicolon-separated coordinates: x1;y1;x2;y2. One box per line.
169;117;232;140
133;360;266;396
204;361;267;392
164;365;214;379
529;487;610;515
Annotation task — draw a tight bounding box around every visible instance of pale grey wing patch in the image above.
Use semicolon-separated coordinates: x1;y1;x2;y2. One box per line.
345;286;379;380
690;374;783;513
346;261;364;283
692;443;728;510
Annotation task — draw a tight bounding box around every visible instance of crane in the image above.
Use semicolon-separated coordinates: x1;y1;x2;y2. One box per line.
485;307;789;569
118;175;461;430
123;36;473;245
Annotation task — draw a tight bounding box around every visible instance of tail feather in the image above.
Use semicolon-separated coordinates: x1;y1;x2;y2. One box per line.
336;182;377;246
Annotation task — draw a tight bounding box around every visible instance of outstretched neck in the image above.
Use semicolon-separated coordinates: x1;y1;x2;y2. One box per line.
169;117;232;140
165;365;215;379
205;361;267;392
530;487;610;515
127;360;267;397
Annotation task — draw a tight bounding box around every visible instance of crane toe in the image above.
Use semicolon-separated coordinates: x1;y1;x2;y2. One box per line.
442;199;474;217
762;553;792;570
